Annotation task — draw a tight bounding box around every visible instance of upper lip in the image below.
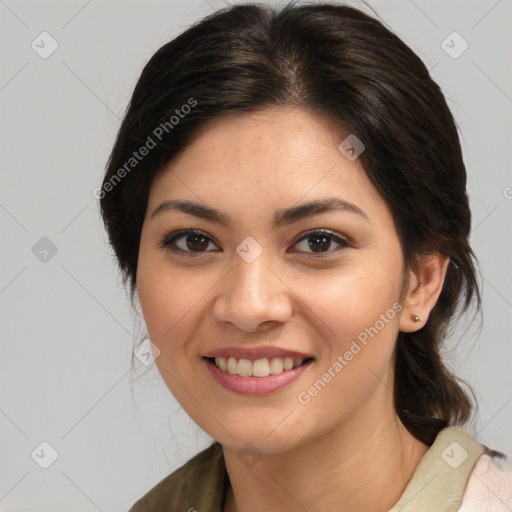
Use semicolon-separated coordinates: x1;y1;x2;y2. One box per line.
202;346;314;360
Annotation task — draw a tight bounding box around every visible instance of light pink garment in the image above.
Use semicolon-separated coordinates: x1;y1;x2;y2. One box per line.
458;453;512;511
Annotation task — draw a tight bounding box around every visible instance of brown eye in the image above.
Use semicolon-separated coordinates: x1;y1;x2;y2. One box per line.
292;230;349;256
159;230;218;257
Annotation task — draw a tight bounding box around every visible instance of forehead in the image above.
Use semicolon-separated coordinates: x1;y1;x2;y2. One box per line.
176;108;344;178
148;108;388;225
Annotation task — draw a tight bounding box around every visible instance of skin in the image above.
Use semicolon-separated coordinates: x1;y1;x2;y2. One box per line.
136;108;450;512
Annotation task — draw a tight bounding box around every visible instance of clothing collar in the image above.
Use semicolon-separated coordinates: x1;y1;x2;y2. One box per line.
129;426;488;512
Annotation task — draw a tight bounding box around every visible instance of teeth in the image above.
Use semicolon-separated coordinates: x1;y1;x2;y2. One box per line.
227;357;237;375
212;356;308;377
253;358;270;377
237;358;252;377
269;357;283;374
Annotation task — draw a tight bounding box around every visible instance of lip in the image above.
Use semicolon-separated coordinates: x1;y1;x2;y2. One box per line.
203;357;314;396
202;346;314;360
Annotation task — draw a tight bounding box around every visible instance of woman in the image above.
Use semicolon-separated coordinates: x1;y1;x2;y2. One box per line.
99;2;512;511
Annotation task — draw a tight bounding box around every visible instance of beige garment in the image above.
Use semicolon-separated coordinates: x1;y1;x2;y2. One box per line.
388;426;487;511
128;426;506;512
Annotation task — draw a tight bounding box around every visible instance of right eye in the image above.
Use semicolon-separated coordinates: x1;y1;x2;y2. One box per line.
159;229;220;258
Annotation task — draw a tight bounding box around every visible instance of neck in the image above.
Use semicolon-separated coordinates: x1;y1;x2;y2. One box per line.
221;398;429;512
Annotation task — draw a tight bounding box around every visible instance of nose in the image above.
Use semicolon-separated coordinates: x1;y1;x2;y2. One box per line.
211;252;293;333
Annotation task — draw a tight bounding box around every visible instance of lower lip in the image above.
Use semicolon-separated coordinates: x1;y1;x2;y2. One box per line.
203;357;314;396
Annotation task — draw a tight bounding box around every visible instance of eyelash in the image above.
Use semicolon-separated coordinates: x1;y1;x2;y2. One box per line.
158;229;350;258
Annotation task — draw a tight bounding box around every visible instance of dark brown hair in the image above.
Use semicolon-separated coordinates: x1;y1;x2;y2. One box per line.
100;1;481;446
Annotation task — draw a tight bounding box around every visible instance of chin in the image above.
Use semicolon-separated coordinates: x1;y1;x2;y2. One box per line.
212;417;313;455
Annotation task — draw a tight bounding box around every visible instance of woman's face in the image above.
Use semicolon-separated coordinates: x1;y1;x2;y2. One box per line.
137;108;411;453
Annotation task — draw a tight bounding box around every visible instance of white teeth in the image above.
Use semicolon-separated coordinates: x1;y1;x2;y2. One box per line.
212;356;308;377
269;357;283;374
252;358;270;377
237;358;253;377
227;357;237;374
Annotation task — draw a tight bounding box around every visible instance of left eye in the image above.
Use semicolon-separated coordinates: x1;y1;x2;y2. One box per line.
159;229;348;257
292;230;349;255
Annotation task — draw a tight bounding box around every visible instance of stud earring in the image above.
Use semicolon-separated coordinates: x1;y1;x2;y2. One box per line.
410;314;420;322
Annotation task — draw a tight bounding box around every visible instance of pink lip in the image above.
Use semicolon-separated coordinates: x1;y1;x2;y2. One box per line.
203;357;314;396
202;346;314;360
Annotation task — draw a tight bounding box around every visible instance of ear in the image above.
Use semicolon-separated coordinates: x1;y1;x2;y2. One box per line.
399;253;450;333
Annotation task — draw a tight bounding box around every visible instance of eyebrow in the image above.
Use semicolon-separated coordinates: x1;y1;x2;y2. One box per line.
150;197;370;228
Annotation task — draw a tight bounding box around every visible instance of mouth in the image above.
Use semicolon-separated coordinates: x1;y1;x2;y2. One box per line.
203;355;315;378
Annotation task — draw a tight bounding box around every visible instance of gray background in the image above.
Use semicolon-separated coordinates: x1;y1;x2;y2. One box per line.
1;0;511;510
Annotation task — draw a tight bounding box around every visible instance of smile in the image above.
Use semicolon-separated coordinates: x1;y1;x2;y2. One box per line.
203;356;315;395
209;356;311;377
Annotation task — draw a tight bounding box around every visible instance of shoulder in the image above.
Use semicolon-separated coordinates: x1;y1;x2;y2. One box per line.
389;426;507;512
458;450;512;511
128;442;228;512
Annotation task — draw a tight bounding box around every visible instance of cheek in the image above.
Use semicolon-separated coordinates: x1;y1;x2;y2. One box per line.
295;262;402;337
297;286;400;426
136;250;201;352
292;260;402;402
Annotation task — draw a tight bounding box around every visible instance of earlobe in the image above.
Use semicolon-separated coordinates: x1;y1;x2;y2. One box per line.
399;254;450;333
